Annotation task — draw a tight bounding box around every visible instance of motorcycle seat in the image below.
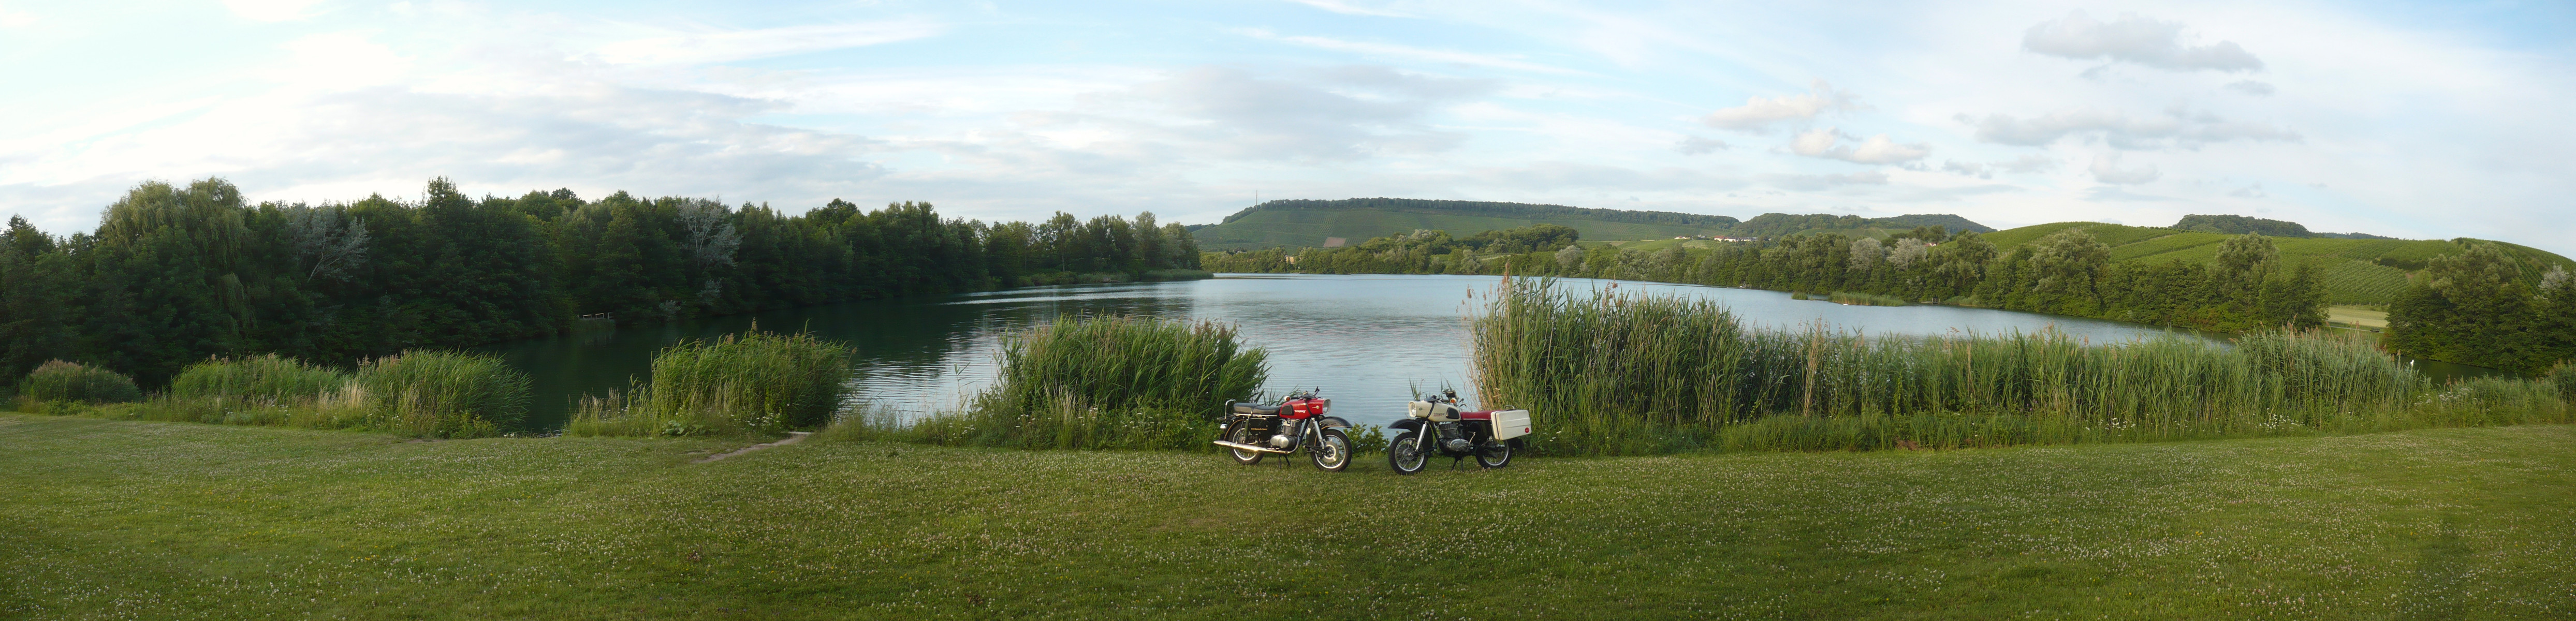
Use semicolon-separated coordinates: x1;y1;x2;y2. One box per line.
1459;410;1497;420
1230;401;1285;416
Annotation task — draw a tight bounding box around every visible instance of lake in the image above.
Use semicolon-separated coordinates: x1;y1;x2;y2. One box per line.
491;273;2309;431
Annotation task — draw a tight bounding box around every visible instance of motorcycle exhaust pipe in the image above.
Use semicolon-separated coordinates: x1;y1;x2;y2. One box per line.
1212;440;1294;454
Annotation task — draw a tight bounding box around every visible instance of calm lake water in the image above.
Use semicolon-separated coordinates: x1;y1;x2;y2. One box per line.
489;273;2335;431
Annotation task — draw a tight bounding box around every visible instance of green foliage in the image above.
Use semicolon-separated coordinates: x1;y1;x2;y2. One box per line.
568;330;853;437
0;177;1207;396
354;350;532;437
1472;278;2565;456
890;315;1268;450
2385;242;2567;374
20;360;142;404
169;353;348;402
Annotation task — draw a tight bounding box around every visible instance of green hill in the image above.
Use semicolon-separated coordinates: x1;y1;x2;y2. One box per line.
1190;198;1990;251
1984;221;2575;306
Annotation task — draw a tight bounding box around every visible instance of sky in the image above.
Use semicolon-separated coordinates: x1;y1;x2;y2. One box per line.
1;0;2570;251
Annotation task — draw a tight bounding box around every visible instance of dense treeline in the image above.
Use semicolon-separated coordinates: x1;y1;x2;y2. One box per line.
0;177;1202;387
1206;224;2328;334
2385;243;2576;374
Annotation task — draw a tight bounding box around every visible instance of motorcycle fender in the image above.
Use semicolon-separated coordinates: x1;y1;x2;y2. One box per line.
1386;419;1426;434
1317;416;1352;429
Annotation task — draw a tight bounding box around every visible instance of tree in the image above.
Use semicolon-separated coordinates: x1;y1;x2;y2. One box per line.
2388;242;2542;373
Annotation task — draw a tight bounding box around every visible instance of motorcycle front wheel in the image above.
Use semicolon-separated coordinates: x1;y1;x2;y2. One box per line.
1310;428;1351;471
1387;432;1428;476
1474;440;1514;469
1226;423;1265;465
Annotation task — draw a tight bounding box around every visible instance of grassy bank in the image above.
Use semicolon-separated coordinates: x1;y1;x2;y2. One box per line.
4;414;2574;618
1476;278;2570;455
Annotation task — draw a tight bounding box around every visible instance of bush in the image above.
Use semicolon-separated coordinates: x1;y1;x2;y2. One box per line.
170;354;349;402
569;330;852;437
355;350;532;437
21;361;142;404
884;315;1268;450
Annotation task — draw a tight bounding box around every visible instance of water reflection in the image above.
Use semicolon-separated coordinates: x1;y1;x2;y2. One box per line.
486;274;2507;431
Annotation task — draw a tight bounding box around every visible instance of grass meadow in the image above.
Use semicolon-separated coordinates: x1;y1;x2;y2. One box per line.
4;413;2573;619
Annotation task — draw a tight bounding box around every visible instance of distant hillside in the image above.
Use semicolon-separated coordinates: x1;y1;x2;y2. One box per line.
1730;213;1995;238
2174;214;2394;240
1984;221;2574;306
1191;198;1990;251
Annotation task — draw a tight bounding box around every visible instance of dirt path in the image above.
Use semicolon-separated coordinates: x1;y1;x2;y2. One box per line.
696;432;812;463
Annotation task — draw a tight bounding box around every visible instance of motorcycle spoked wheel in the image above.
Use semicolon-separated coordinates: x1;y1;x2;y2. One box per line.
1386;431;1428;476
1309;428;1352;471
1474;440;1514;469
1226;423;1265;465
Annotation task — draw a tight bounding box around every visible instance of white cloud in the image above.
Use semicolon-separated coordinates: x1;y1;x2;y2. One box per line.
1761;171;1888;190
1674;136;1728;155
0;6;35;27
593;20;945;65
1234;29;1582;75
2023;11;2263;73
1960;107;2298;150
2224;80;2275;96
1789;128;1927;164
1702;79;1857;131
1283;0;1411;18
2088;154;2160;184
224;0;329;22
1940;154;2054;179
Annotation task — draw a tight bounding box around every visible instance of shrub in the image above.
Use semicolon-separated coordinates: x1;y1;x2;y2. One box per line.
21;361;142;404
170;354;348;402
886;315;1268;450
355;350;532;437
569;330;853;437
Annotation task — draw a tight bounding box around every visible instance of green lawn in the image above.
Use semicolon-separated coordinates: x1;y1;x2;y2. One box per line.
6;414;2574;619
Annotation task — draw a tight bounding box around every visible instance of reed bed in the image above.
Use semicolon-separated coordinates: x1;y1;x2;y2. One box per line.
1826;291;1909;306
351;350;532;437
18;351;532;437
1473;278;2571;455
170;353;349;402
568;330;852;437
19;360;142;405
845;315;1267;449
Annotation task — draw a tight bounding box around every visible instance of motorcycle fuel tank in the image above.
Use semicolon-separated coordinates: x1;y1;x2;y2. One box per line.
1406;401;1461;421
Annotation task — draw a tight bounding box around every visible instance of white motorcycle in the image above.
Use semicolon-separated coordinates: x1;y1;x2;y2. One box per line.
1385;390;1530;475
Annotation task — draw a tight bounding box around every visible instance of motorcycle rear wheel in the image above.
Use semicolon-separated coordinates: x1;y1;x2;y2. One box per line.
1310;428;1351;471
1226;423;1265;465
1474;440;1514;469
1387;432;1428;476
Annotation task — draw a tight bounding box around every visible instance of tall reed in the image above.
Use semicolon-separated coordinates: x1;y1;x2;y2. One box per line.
1473;278;2569;455
568;330;852;437
20;360;142;405
170;353;349;402
355;350;532;438
858;315;1267;449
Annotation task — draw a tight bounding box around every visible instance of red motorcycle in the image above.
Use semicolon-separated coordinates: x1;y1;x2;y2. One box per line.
1214;388;1355;471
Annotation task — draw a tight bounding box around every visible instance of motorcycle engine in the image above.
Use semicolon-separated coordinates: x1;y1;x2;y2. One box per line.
1269;419;1300;448
1435;421;1471;452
